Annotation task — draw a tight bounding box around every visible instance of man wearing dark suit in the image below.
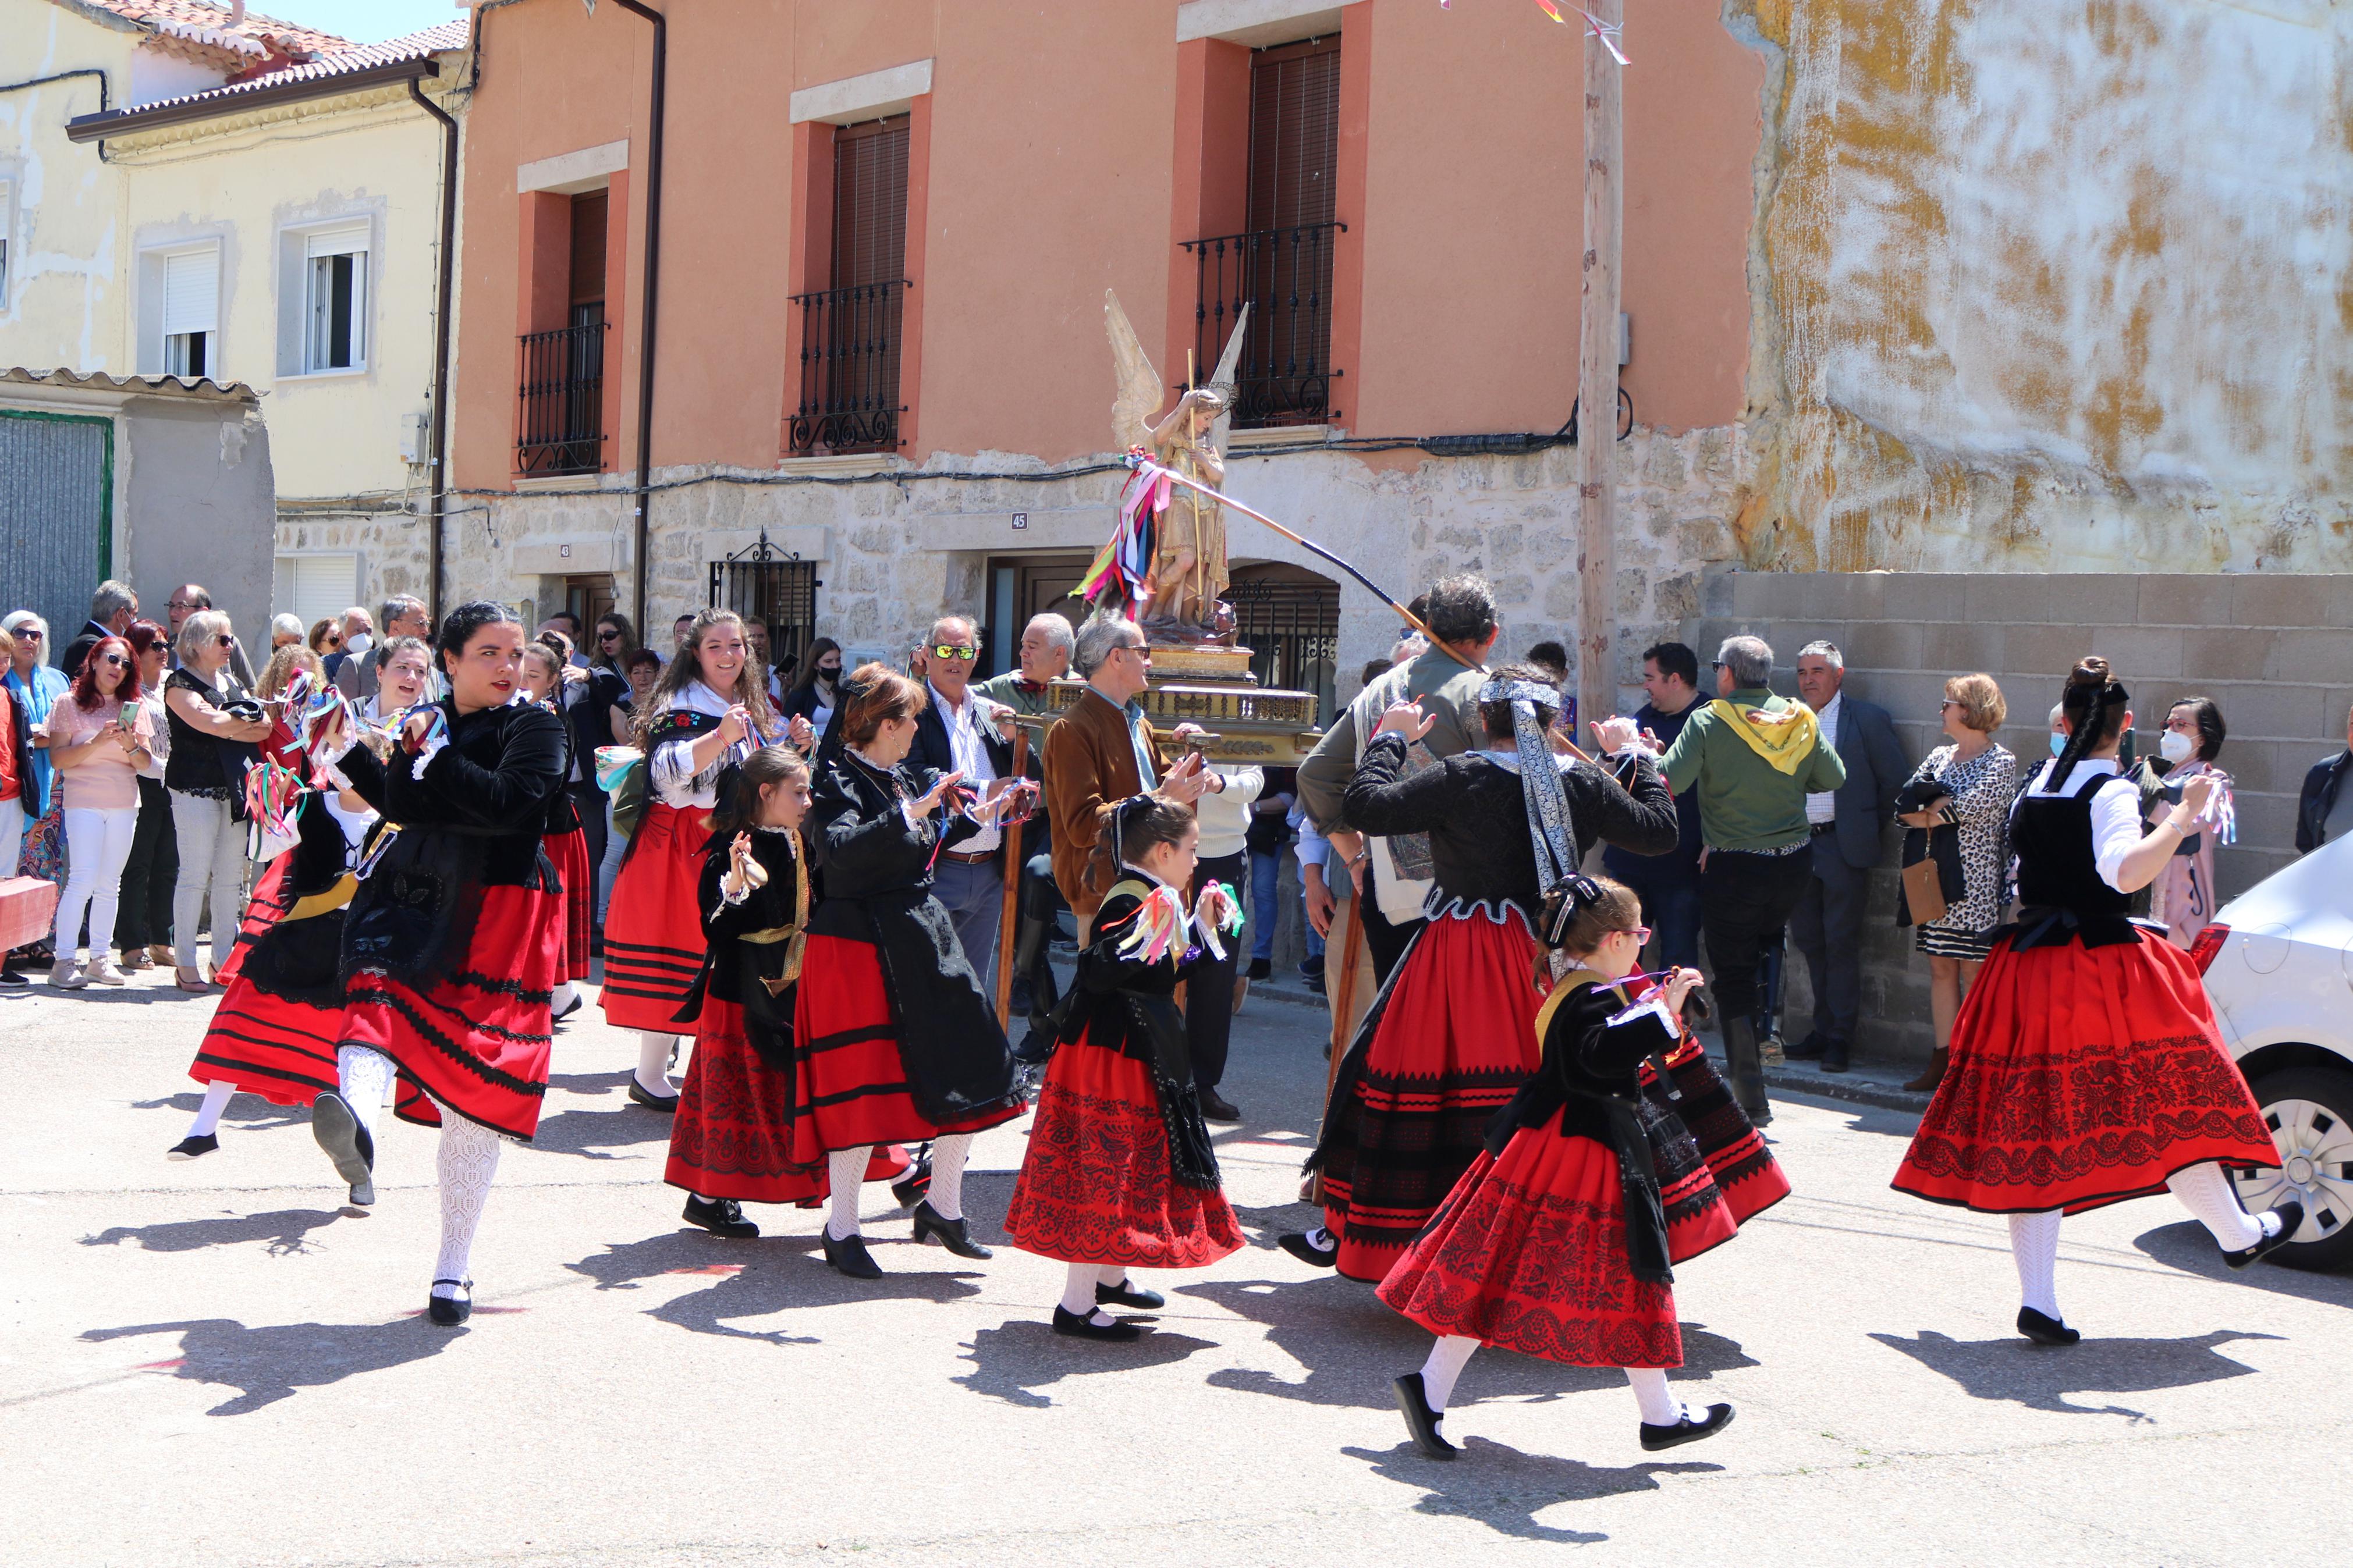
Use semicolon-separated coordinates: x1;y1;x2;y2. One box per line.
1786;639;1907;1073
60;580;139;680
910;615;1030;984
2294;701;2353;855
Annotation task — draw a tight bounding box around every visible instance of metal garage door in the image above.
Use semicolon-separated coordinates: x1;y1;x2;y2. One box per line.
0;411;113;644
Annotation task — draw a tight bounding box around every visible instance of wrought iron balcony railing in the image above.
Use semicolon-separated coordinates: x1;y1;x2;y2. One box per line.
1180;221;1346;429
516;319;608;477
788;279;908;456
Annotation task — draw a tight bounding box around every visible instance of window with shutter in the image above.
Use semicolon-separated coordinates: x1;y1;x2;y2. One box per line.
303;227;368;373
274;553;361;631
161;246;220;379
518;193;609;475
787;116;909;455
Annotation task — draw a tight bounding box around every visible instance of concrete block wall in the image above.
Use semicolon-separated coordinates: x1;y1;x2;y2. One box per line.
1686;570;2353;1064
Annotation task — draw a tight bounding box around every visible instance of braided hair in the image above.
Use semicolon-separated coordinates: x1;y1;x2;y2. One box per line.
2050;655;2131;787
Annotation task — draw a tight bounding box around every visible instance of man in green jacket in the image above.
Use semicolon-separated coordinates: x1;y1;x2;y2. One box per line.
1658;633;1847;1122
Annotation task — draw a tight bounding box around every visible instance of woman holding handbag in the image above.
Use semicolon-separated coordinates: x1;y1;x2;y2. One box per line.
1896;674;2016;1093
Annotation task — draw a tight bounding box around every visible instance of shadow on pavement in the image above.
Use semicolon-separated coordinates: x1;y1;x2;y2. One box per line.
526;1073;678;1160
130;1092;307;1133
81;1207;353;1256
81;1315;460;1416
2132;1219;2353;1309
954;1318;1216;1408
1188;1276;1756;1410
1869;1327;2280;1418
565;1230;984;1328
1344;1439;1722;1542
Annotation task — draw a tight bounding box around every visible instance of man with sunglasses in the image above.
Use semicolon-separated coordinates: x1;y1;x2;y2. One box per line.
165;585;256;688
910;616;1037;983
61;580;139;682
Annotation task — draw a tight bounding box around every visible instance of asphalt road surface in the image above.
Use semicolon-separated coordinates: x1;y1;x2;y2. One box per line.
5;963;2347;1566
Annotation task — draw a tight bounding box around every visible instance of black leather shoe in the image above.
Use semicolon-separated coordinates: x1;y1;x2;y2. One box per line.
822;1229;884;1279
1639;1402;1736;1451
911;1200;992;1258
627;1078;680;1112
684;1195;760;1239
0;969;29;987
2016;1306;2080;1346
1279;1230;1339;1269
1819;1038;1851;1074
427;1279;473;1326
892;1158;933;1209
1248;958;1272;981
553;993;584;1023
2225;1200;2305;1270
311;1093;375;1186
1784;1032;1826;1061
1097;1278;1165;1310
1052;1304;1142;1341
1198;1088;1241;1124
167;1133;218;1160
1392;1373;1458;1459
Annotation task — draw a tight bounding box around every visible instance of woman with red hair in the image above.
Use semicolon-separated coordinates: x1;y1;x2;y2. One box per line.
34;635;154;986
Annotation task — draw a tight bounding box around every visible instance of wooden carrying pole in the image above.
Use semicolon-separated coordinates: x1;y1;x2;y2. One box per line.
993;727;1031;1030
1575;0;1624;751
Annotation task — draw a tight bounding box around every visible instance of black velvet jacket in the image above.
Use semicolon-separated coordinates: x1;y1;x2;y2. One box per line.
336;700;567;990
805;749;1016;1123
1341;732;1678;917
239;794;374;1007
1056;878;1221;1189
673;828;806;1071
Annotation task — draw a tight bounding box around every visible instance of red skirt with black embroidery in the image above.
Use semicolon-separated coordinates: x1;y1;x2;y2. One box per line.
337;882;565;1140
1893;931;2279;1215
665;997;916;1203
785;933;1024;1160
187;855;340;1107
1645;1039;1791;1231
548;826;595;982
1002;1029;1244;1270
1319;910;1546;1282
1376;1111;1685;1369
599;803;708;1031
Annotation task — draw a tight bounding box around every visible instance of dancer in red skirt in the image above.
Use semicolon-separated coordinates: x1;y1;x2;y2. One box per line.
320;602;567;1325
1893;656;2297;1346
521;642;593;1022
791;664;1032;1279
601;609;801;1109
1383;876;1749;1459
1003;796;1245;1340
1284;666;1677;1281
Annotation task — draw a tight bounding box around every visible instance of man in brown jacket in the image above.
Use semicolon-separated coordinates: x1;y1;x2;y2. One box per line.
1044;614;1209;931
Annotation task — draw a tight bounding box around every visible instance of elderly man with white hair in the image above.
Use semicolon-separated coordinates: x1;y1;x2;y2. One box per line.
981;612;1074;1044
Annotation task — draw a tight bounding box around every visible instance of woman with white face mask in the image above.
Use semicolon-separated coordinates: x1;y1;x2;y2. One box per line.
2145;696;2233;951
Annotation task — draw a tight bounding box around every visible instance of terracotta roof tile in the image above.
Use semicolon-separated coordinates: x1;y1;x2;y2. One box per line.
81;19;470;120
65;0;353;59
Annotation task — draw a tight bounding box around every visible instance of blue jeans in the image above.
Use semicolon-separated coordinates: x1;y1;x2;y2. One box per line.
1248;848;1285;963
1609;861;1702;973
931;855;1004;985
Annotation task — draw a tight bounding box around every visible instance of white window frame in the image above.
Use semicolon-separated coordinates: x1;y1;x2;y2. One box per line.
273;551;363;632
0;173;15;315
296;224;370;377
147;240;223;379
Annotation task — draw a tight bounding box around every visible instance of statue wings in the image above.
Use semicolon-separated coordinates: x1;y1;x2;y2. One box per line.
1106;289;1164;452
1205;303;1249;460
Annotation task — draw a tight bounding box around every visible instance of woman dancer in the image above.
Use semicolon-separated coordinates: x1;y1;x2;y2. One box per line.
164;610;273;991
321;602;567;1324
1893;657;2296;1345
601;609;798;1108
359;637;434;729
1003;795;1244;1339
36;635;156;987
521;643;593;1021
1384;876;1755;1460
1283;668;1677;1281
790;664;1031;1278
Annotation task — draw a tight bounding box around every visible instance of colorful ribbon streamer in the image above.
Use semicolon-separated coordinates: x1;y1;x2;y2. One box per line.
1106;884;1191;966
594;745;644;793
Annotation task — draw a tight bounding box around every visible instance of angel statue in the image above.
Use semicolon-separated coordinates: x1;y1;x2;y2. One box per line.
1099;289;1250;645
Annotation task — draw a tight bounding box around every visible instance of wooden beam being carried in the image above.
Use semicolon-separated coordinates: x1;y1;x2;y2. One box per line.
1575;0;1624;745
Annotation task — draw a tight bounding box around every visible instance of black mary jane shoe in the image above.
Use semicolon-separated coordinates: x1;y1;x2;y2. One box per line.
167;1133;219;1160
2015;1306;2081;1346
1278;1231;1339;1270
426;1279;473;1327
1096;1278;1165;1311
890;1157;934;1210
2225;1200;2305;1270
822;1229;885;1279
552;994;584;1024
1052;1304;1142;1342
683;1195;760;1239
311;1093;375;1187
627;1078;680;1112
1639;1402;1736;1452
1392;1373;1458;1460
911;1200;993;1259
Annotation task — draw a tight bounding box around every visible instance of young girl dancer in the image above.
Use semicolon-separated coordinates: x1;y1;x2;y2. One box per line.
1384;875;1767;1459
601;610;800;1108
790;664;1031;1278
1003;795;1245;1340
521;643;593;1021
322;602;567;1324
1893;658;2295;1345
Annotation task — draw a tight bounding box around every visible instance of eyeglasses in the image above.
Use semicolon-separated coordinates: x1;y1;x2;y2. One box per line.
930;644;978;662
166;599;200;611
598;630;622;642
100;653;129;668
12;629;41;642
1116;642;1148;657
1616;925;1654;944
214;634;236;648
324;634;342;646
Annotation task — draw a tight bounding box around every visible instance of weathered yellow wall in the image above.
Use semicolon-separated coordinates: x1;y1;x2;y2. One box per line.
1729;0;2353;574
0;0;136;372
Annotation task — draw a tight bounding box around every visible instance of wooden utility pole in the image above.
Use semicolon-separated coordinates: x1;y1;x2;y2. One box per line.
1575;0;1624;741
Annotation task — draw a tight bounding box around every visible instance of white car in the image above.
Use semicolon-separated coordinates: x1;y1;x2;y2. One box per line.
2194;833;2353;1270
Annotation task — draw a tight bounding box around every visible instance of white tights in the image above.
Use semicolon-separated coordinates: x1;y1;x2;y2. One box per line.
432;1112;503;1300
637;1033;676;1097
824;1135;974;1238
2007;1161;2273;1322
186;1080;237;1139
1059;1261;1133;1327
337;1046;396;1143
1416;1336;1688;1427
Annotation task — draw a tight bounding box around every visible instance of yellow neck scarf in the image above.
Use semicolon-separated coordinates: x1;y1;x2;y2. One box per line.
1707;698;1821;776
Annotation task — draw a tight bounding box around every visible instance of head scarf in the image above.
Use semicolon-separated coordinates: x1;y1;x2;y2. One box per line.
1481;675;1578;888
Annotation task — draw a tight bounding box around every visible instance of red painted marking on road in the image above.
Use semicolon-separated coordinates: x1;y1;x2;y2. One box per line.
666;1264;743;1276
136;1359;186;1370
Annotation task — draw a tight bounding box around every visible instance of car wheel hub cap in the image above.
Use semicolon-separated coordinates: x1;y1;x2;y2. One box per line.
2233;1096;2353;1246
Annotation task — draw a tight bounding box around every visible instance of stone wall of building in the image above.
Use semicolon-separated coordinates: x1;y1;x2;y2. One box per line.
1687;569;2353;1065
